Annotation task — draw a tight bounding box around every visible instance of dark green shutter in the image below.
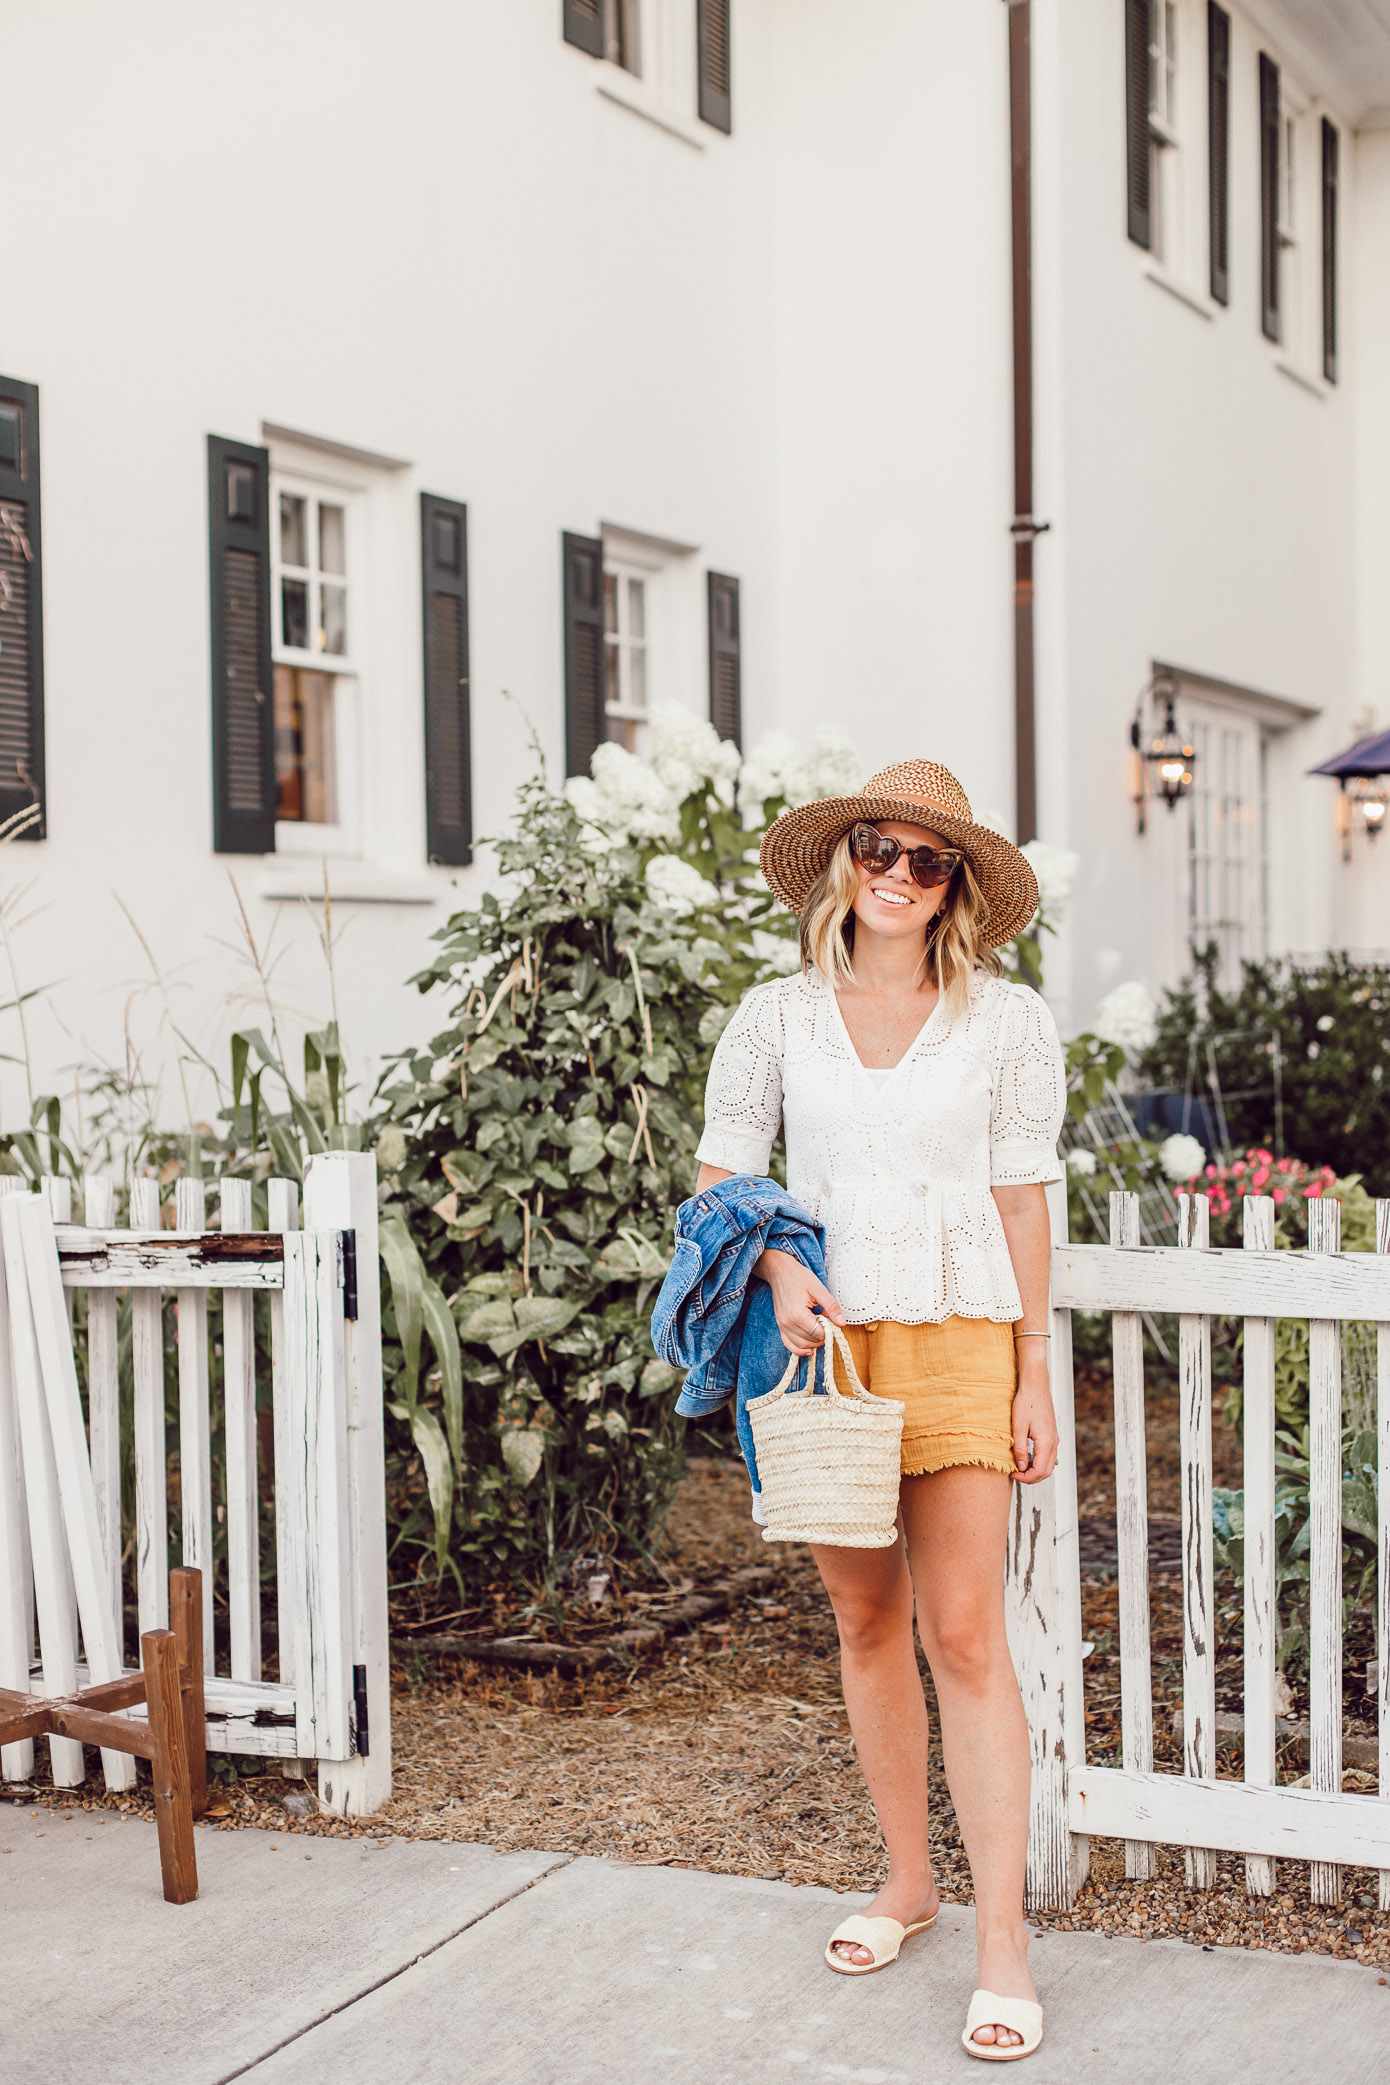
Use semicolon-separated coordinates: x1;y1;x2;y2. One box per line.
1125;0;1153;249
421;494;472;866
563;0;604;58
1322;117;1339;384
707;573;741;748
1259;54;1281;342
1207;5;1230;305
0;377;46;840
697;0;732;133
563;532;606;779
208;436;276;854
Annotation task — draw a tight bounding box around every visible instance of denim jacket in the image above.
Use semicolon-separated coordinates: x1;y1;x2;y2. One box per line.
652;1174;826;1501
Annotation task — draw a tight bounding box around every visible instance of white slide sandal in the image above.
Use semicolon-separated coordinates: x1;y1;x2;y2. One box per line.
823;1909;938;1976
961;1989;1044;2061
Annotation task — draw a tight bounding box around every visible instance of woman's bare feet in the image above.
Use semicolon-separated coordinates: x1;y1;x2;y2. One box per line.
828;1876;941;1967
969;1922;1036;2050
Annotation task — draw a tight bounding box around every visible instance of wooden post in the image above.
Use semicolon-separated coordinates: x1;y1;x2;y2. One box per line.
1177;1193;1216;1889
1005;1176;1086;1908
304;1154;392;1817
142;1627;199;1905
219;1177;261;1683
1242;1194;1279;1897
0;1175;35;1781
169;1566;207;1817
174;1178;214;1671
1308;1195;1343;1905
1377;1199;1389;1913
129;1178;169;1634
1110;1191;1154;1880
82;1175;122;1645
280;1227;352;1769
267;1177;300;1731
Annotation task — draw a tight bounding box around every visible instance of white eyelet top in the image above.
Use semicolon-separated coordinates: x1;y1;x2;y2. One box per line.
694;968;1066;1325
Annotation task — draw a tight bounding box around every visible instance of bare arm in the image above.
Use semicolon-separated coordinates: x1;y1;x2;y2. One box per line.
694;1163;844;1356
991;1181;1058;1484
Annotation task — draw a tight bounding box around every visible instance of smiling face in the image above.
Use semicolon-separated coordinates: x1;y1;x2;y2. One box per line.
847;820;953;944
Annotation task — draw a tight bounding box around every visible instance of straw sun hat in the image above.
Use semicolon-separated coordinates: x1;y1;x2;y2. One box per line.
758;759;1039;949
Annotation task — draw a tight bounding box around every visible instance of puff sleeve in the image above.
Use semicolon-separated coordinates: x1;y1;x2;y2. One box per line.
988;985;1066;1187
693;985;785;1177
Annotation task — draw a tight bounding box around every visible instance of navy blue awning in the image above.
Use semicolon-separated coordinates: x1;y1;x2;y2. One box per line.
1310;728;1390;779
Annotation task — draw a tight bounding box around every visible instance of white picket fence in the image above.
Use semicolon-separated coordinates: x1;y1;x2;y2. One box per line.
1008;1182;1390;1908
0;1152;390;1815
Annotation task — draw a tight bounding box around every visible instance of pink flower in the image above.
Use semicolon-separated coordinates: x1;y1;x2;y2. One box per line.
1272;1188;1285;1204
1205;1164;1217;1178
1306;1184;1322;1199
1233;1160;1246;1174
1252;1167;1270;1190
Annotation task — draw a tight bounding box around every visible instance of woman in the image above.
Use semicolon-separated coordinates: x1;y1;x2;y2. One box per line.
693;759;1064;2064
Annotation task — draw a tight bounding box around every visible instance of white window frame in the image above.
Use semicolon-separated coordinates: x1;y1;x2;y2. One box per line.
593;0;705;149
1136;0;1218;311
1182;697;1268;982
603;554;652;752
269;463;366;860
1271;74;1326;385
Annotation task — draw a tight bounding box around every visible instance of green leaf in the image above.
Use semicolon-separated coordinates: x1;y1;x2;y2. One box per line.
389;1401;453;1567
421;1275;463;1474
500;1427;545;1486
513;1294;582;1339
457;1296;517;1343
379;1214;425;1410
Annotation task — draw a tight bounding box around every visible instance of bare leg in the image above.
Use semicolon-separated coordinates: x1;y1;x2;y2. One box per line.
811;1535;939;1965
901;1466;1032;2049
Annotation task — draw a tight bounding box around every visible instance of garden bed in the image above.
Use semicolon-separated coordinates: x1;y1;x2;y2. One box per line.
6;1368;1387;1972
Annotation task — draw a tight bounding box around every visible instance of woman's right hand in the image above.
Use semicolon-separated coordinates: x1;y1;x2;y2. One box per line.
754;1246;846;1355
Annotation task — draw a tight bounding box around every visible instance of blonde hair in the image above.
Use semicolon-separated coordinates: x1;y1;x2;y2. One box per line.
797;829;1000;1018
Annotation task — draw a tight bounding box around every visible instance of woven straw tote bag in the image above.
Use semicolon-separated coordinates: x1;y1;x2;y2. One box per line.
747;1322;904;1548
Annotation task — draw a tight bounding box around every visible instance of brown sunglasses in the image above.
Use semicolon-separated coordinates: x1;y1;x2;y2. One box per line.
849;822;963;890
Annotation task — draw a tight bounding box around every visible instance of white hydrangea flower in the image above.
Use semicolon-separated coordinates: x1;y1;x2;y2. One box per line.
1065;1149;1098;1177
738;729;799;816
1093;980;1158;1054
647;701;741;806
1159;1132;1206;1183
568;741;680;842
784;724;867;807
644;854;715;916
375;1125;408;1174
1021;839;1080;926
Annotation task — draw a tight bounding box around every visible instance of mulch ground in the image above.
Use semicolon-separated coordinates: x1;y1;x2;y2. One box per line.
5;1365;1388;1974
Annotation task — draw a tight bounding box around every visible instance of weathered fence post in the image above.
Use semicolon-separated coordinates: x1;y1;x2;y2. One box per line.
303;1153;392;1817
1308;1194;1343;1904
1177;1192;1216;1889
1110;1190;1155;1880
1006;1174;1088;1908
1242;1193;1279;1897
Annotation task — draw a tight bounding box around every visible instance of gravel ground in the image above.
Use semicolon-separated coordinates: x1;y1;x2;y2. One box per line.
5;1365;1388;1975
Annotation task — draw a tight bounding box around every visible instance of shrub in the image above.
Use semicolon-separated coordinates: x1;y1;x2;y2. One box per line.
1137;948;1390;1194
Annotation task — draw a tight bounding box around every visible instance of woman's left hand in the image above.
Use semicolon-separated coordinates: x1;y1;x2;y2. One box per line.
1010;1349;1059;1483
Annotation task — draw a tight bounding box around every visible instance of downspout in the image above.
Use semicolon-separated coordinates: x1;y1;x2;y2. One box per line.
1007;0;1048;843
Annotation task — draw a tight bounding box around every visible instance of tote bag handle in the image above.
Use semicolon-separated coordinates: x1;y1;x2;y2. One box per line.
771;1320;873;1403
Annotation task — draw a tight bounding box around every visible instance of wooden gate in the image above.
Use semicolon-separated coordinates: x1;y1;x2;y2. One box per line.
0;1152;389;1816
1008;1183;1390;1907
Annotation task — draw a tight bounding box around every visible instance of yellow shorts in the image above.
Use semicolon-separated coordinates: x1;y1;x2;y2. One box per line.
841;1316;1018;1478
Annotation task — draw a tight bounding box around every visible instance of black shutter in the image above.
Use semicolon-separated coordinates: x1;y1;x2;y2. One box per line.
208;437;276;855
697;0;732;134
1259;53;1281;342
0;378;45;840
707;573;741;748
1125;0;1153;249
563;0;604;58
1207;5;1230;305
1322;117;1339;384
563;532;606;779
421;495;472;866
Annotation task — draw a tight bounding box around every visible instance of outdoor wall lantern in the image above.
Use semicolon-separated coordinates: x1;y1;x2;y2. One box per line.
1131;672;1195;834
1311;727;1390;862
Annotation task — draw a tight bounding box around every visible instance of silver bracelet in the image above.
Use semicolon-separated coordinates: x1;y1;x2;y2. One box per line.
1013;1331;1050;1340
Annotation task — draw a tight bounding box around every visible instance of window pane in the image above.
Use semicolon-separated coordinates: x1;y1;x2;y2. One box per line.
605;636;621;710
279;493;307;568
281;576;309;650
604;571;619;635
627;577;645;640
319;503;346;576
628;642;647;712
319;582;347;656
275;666;338;824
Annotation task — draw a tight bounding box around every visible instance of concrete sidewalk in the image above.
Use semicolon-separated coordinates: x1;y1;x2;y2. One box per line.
2;1807;1385;2084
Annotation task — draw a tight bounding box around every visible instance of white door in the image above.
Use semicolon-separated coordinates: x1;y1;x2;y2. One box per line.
1182;700;1266;982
